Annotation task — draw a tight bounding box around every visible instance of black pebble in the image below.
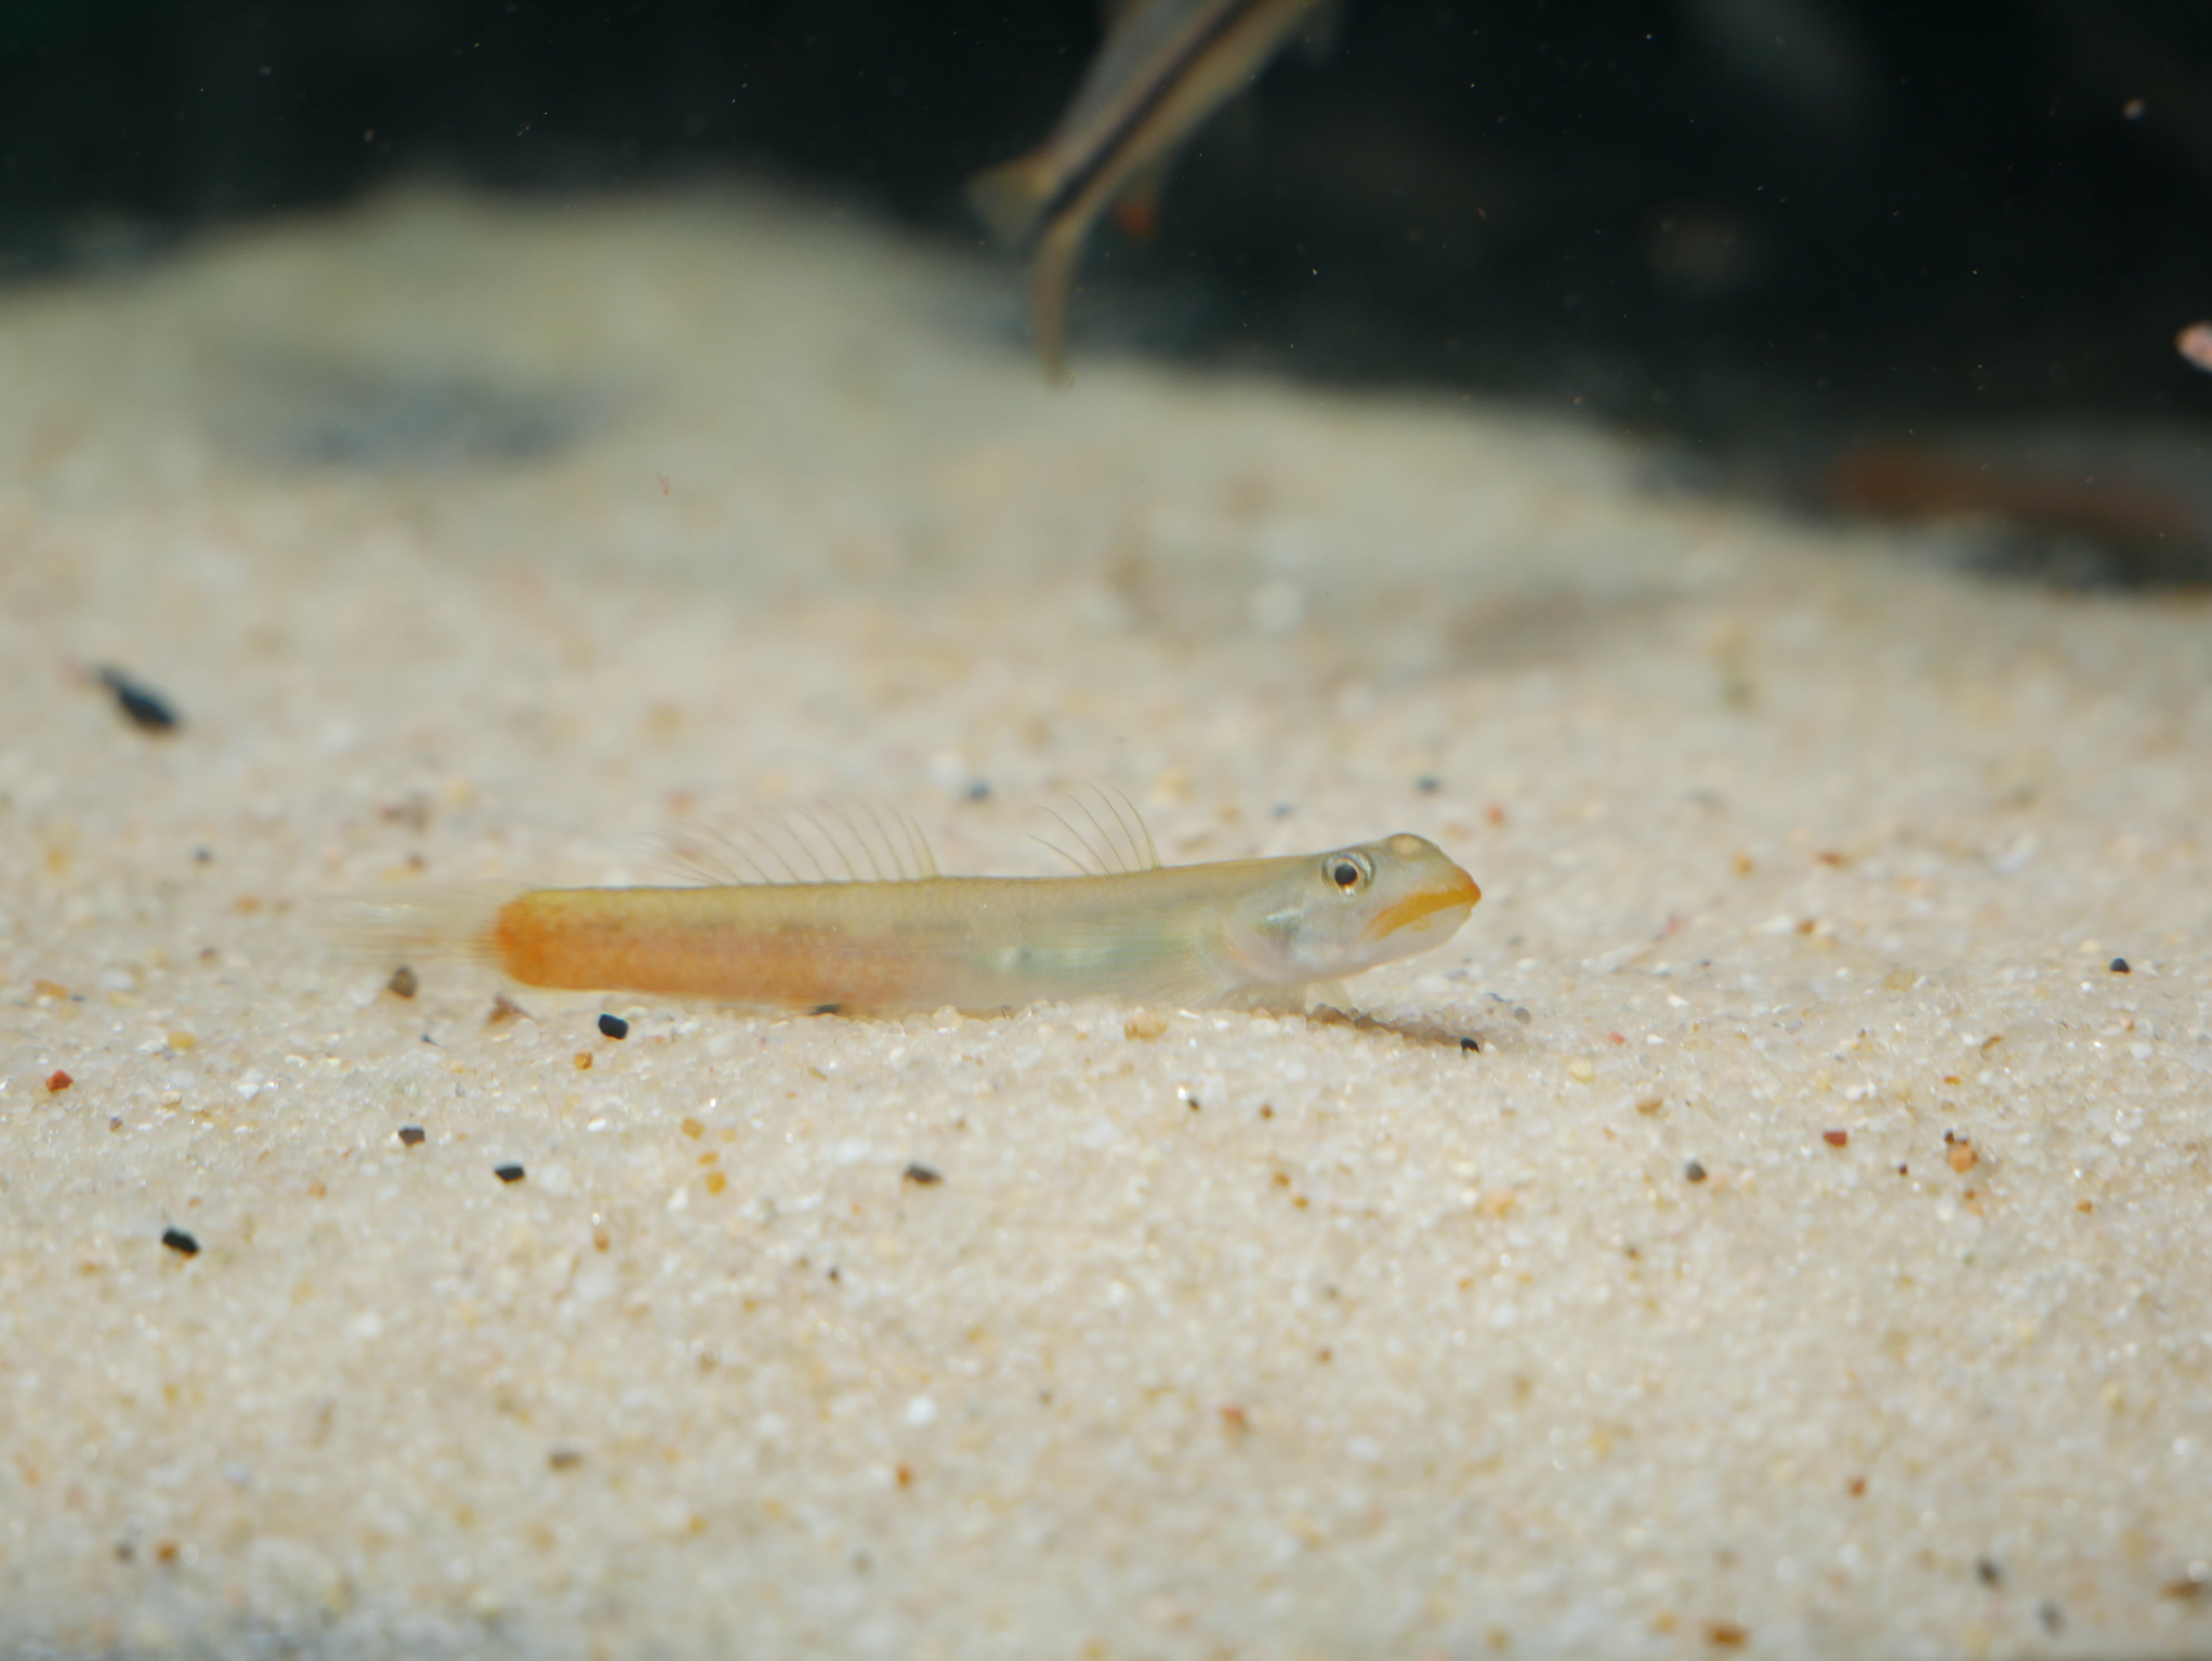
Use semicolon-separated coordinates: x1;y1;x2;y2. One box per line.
98;666;180;732
1684;1160;1708;1184
387;965;419;1000
2109;957;2131;974
1459;1035;1481;1053
397;1125;426;1147
597;1012;629;1040
494;1163;526;1184
902;1162;943;1186
161;1227;199;1256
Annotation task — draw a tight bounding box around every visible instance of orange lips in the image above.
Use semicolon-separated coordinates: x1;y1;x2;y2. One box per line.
1365;865;1482;941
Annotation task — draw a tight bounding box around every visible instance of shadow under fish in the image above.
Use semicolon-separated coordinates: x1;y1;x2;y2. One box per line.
969;0;1335;383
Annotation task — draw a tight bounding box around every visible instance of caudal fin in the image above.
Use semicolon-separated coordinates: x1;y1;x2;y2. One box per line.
966;152;1059;251
324;882;517;981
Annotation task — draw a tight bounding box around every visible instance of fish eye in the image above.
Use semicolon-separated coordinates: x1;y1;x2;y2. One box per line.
1327;852;1371;893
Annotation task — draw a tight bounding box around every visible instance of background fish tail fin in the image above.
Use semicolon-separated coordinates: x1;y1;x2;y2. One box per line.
967;153;1058;251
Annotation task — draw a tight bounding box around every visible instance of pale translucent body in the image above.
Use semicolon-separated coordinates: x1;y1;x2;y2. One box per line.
370;830;1479;1015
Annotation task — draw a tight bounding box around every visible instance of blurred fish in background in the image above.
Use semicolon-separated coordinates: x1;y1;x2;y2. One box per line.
1658;0;2212;587
968;0;1337;381
1817;425;2212;587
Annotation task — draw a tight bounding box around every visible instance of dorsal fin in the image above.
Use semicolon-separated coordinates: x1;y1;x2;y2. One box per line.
662;796;939;887
1032;785;1161;876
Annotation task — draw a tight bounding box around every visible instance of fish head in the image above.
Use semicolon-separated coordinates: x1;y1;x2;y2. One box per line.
1223;834;1480;986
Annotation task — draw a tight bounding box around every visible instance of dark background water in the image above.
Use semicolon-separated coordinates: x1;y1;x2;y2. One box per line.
4;0;2209;571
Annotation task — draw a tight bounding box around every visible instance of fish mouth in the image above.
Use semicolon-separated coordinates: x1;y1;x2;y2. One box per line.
1365;868;1482;942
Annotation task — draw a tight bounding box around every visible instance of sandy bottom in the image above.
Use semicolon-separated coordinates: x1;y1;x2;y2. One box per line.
2;186;2209;1659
